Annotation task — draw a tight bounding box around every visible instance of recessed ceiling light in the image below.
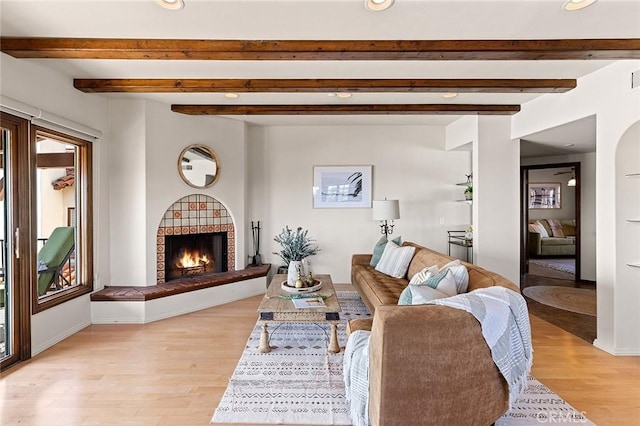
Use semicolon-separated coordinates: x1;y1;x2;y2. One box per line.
564;143;575;147
156;0;185;11
562;0;598;11
442;92;459;99
365;0;395;12
224;93;239;99
336;92;353;99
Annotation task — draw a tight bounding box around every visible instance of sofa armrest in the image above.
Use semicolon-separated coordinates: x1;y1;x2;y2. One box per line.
528;232;542;256
368;305;508;426
352;254;372;266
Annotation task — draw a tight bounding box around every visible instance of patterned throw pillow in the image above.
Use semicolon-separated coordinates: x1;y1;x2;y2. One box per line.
438;259;469;294
533;220;550;238
370;235;402;267
409;264;439;285
546;219;565;237
375;241;416;279
398;269;457;305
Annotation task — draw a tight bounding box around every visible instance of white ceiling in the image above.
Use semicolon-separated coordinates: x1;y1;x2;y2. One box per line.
1;0;638;138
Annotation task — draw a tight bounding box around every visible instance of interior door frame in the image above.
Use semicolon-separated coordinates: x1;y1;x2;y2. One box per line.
520;161;581;282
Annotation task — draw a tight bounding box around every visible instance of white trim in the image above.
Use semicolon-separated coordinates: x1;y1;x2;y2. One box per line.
0;95;103;140
593;338;640;356
31;320;92;356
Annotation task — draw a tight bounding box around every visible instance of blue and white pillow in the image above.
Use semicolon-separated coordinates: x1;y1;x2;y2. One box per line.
439;260;469;294
408;264;438;285
398;269;457;305
375;241;415;279
370;235;402;267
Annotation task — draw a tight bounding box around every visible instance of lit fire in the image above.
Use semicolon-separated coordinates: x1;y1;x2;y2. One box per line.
177;250;210;268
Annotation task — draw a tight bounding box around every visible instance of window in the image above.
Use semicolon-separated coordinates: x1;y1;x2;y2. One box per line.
33;127;93;312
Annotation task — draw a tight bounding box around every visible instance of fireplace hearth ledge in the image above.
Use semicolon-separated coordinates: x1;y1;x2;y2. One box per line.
91;264;270;302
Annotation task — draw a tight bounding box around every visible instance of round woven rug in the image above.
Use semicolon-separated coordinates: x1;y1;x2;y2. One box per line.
523;286;596;317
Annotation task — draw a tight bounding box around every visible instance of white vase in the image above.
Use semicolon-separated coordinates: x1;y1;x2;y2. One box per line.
287;260;305;286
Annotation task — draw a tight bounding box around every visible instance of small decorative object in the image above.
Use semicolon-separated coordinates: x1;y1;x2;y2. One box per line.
464;185;473;200
295;269;305;288
465;226;473;240
273;226;320;286
250;221;262;266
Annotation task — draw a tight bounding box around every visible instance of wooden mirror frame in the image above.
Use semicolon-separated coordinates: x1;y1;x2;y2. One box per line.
178;144;220;188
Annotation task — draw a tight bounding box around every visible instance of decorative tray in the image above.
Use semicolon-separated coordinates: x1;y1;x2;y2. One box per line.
281;279;323;293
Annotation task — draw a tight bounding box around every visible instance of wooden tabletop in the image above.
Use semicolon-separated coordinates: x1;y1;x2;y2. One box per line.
258;274;341;314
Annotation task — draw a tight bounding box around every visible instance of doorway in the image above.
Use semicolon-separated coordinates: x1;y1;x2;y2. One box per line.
521;162;581;282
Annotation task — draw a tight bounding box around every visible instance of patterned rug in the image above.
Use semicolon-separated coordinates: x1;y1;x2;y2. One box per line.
523;286;596;317
530;258;576;275
211;291;593;425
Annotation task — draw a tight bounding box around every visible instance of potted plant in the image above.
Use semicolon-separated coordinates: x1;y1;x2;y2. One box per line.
464;185;473;200
273;226;320;285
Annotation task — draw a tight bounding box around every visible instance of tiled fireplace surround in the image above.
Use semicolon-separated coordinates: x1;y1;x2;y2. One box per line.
156;194;235;284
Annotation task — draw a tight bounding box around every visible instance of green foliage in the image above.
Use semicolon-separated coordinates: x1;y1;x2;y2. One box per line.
465;185;473;193
273;226;320;265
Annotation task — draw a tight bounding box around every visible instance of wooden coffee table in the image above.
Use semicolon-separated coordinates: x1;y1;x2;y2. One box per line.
257;274;342;353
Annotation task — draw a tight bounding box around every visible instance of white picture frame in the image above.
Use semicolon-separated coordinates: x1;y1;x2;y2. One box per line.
312;165;372;209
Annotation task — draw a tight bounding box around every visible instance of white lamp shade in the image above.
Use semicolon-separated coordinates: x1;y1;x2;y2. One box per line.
372;199;400;220
568;177;577;187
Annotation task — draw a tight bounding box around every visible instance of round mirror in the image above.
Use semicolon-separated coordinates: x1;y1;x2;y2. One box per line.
178;144;220;188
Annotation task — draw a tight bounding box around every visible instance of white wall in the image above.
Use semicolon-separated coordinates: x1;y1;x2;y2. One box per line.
615;121;640;354
473;116;521;283
1;52;109;355
247;125;471;283
528;168;576;221
522;153;596;281
513;60;640;355
106;100;248;286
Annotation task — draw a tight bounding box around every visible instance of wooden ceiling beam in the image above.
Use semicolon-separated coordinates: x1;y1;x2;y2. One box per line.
73;78;576;93
170;104;521;116
3;38;640;60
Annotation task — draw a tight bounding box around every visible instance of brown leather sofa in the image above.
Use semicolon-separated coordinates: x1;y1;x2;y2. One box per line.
349;241;520;426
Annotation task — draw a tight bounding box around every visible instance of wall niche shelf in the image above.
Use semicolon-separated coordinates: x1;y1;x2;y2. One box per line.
457;199;473;204
627;219;640;222
625;173;640;178
627;263;640;268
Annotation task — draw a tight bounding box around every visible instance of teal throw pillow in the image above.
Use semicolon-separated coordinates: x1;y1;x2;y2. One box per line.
370;235;402;267
398;269;453;305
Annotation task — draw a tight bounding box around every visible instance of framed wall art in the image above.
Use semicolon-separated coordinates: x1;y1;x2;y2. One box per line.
312;165;372;208
528;182;562;209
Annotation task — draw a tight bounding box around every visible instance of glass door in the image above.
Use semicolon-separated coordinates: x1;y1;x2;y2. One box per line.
0;113;31;370
1;127;9;361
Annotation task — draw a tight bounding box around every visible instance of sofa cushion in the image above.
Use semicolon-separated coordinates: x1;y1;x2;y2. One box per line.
352;263;408;309
541;237;575;246
398;269;456;305
532;220;550;238
375;241;415;279
370;235;402;267
439;260;469;294
546;219;565;237
561;221;576;236
408;264;439;284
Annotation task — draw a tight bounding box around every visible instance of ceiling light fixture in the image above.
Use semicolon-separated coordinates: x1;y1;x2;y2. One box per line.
562;0;598;11
365;0;395;12
156;0;185;11
442;92;459;99
335;92;353;99
224;93;239;99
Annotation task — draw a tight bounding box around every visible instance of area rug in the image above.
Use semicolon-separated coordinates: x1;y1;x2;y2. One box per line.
529;258;576;275
523;286;596;317
211;291;593;425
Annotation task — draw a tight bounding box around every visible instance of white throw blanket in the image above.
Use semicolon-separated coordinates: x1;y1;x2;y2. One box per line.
343;330;371;426
429;286;534;406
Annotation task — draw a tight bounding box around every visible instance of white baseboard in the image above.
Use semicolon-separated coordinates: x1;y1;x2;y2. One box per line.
32;320;92;356
593;338;640;356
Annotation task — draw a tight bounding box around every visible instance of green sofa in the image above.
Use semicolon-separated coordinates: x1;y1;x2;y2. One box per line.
528;219;576;257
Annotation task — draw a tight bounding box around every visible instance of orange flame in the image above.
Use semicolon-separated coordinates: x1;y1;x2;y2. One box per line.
177;250;210;268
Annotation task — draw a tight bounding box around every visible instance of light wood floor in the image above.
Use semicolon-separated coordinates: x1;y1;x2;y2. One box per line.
1;286;639;426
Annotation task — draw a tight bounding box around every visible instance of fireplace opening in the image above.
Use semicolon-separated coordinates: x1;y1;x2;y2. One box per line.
164;232;228;282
